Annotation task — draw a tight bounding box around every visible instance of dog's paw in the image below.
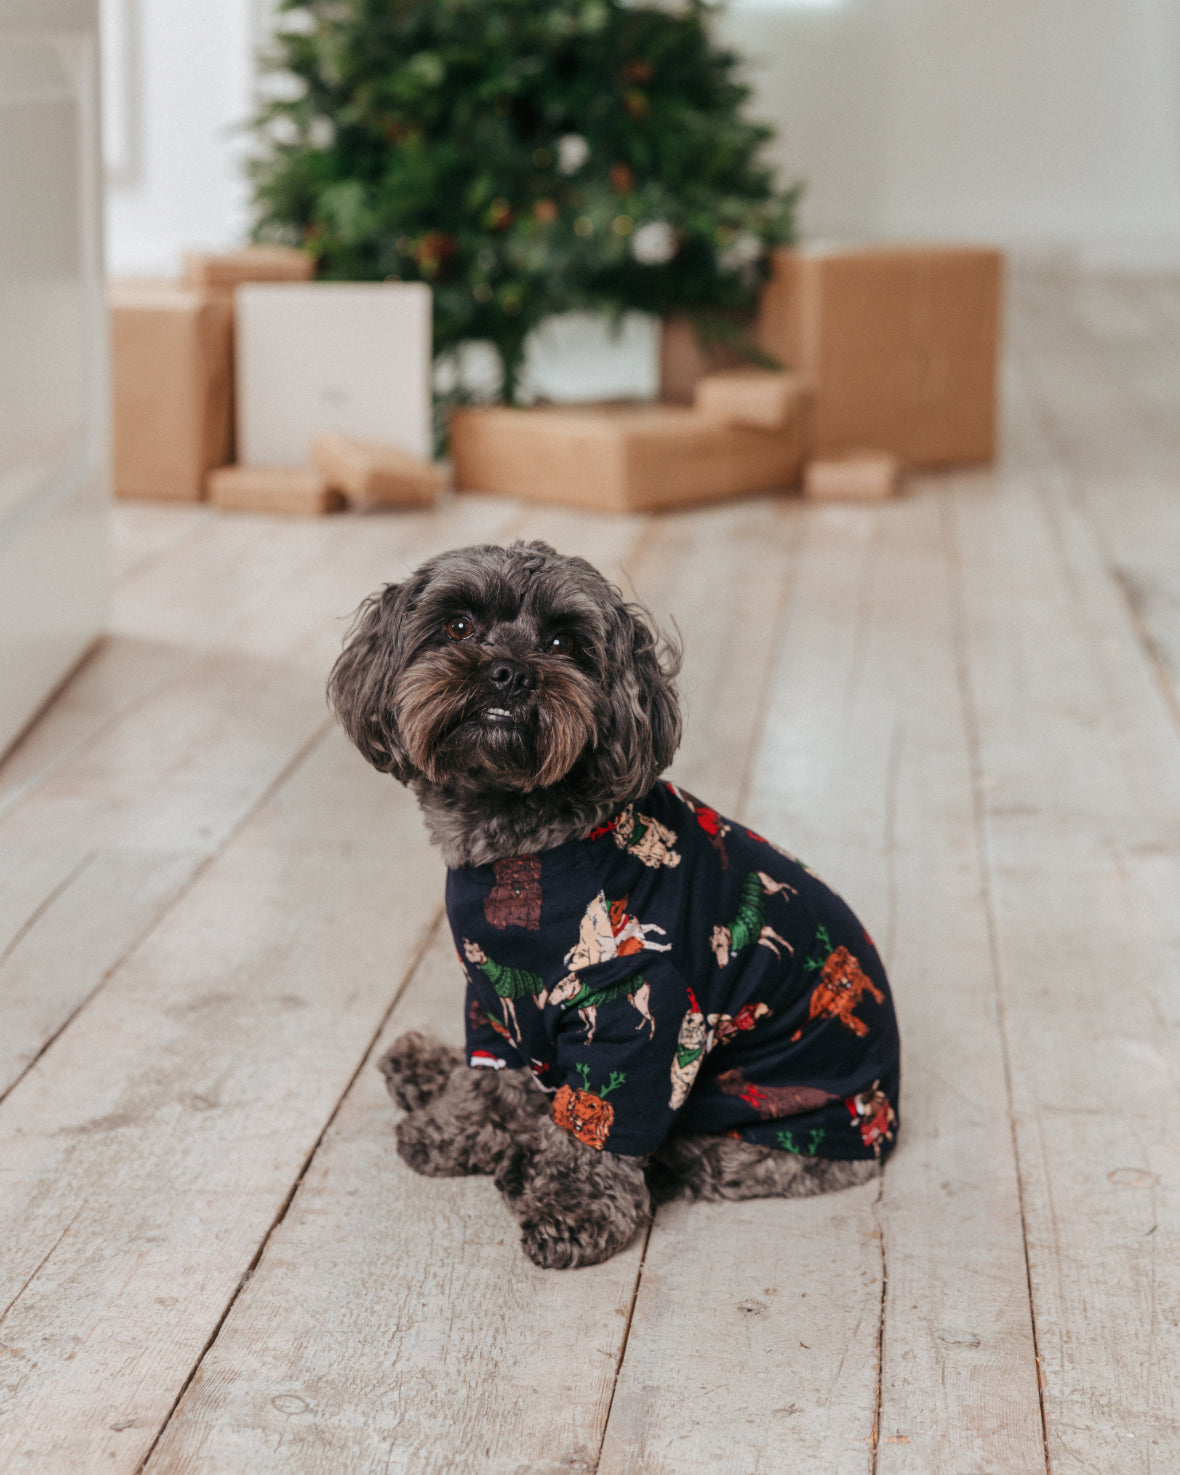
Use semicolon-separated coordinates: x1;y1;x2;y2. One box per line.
395;1109;475;1178
492;1143;538;1208
519;1207;606;1270
516;1185;648;1270
378;1031;463;1112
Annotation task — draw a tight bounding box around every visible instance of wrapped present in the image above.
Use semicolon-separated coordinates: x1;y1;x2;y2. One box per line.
182;245;315;291
311;432;443;508
206;465;343;516
109;283;233;501
694;369;812;432
757;245;1003;467
803;451;901;501
658;314;753;404
451;401;805;513
236;283;433;467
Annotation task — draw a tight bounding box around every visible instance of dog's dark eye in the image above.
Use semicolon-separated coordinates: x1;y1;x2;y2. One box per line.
547;632;575;656
446;616;475;641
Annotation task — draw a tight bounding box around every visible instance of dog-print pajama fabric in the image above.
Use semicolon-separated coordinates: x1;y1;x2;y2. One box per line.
447;780;900;1161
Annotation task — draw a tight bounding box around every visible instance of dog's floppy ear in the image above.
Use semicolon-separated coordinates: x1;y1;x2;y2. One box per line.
327;581;417;782
588;597;682;801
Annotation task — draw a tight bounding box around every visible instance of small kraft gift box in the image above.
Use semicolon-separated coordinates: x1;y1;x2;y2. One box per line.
109;283;233;501
756;244;1003;468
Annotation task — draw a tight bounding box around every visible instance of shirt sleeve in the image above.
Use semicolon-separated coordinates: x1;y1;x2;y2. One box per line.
464;975;527;1073
547;956;702;1156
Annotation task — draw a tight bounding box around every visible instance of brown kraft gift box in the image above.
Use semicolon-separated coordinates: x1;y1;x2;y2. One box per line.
109;283;233;501
450;401;805;514
311;432;443;507
658;314;753;404
206;465;343;516
182;245;315;291
756;245;1003;467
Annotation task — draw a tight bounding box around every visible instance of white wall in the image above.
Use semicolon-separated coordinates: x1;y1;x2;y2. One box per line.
103;0;257;276
718;0;1180;268
104;0;1180;277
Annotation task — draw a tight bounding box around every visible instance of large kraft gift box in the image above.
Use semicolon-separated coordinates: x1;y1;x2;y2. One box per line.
109;283;233;500
182;244;315;292
451;400;806;514
756;245;1003;467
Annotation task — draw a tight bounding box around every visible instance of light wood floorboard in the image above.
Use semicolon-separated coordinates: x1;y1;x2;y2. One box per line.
0;269;1176;1472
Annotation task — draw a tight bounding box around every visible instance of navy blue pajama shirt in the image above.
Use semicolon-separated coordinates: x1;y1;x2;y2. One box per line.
447;780;900;1161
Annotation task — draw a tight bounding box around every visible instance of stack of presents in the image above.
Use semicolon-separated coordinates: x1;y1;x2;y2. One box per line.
109;248;442;514
109;244;1001;515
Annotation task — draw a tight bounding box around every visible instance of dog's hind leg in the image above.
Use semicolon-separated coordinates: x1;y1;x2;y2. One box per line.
377;1030;464;1112
648;1133;879;1204
394;1063;548;1178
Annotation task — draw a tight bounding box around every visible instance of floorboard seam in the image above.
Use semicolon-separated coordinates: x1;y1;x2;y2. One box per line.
0;850;94;975
592;1220;653;1474
0;637;108;799
134;900;448;1474
869;1172;887;1474
940;488;1053;1475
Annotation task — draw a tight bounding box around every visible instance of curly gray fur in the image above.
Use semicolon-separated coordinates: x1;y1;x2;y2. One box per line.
501;1115;652;1270
378;1030;463;1113
649;1132;879;1203
327;540;681;867
381;1028;877;1269
380;1038;547;1179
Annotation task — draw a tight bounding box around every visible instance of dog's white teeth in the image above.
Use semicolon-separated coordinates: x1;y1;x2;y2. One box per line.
486;707;511;717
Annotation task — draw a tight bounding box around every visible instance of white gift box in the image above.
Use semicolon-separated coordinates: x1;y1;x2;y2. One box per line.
520;311;660;403
235;282;433;466
434;311;661;406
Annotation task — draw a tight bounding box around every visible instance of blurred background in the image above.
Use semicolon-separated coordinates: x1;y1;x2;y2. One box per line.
106;0;1180;276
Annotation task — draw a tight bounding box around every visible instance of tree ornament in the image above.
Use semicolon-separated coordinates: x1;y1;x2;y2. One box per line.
557;134;591;175
632;220;677;265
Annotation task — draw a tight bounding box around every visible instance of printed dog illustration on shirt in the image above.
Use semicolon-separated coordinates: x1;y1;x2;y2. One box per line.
793;926;885;1039
667;781;732;869
483;855;543;931
668;995;774;1108
462;939;544;1040
669;993;711;1109
715;1067;836;1119
846;1080;896;1155
564;891;672;971
710;871;798;967
545;972;655;1044
592;804;681;869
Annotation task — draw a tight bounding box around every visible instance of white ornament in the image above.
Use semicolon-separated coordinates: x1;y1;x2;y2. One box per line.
718;231;762;278
631;220;677;266
307;116;336;150
557;133;590;175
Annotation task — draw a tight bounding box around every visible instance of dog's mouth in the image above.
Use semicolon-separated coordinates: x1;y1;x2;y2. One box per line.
396;653;600;790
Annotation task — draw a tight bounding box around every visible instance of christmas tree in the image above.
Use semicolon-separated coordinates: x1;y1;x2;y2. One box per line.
249;0;797;405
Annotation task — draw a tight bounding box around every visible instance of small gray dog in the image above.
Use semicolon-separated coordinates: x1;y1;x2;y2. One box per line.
329;540;899;1269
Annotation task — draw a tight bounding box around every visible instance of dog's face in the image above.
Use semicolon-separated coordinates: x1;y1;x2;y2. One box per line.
328;541;681;807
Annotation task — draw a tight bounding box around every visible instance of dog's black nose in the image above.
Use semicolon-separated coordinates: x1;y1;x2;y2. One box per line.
487;658;535;695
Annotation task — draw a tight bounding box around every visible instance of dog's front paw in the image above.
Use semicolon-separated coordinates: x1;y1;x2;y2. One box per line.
492;1143;538;1209
378;1031;463;1112
519;1205;602;1270
511;1127;652;1269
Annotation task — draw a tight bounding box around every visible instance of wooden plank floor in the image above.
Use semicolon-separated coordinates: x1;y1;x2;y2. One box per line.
1;270;1177;1473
